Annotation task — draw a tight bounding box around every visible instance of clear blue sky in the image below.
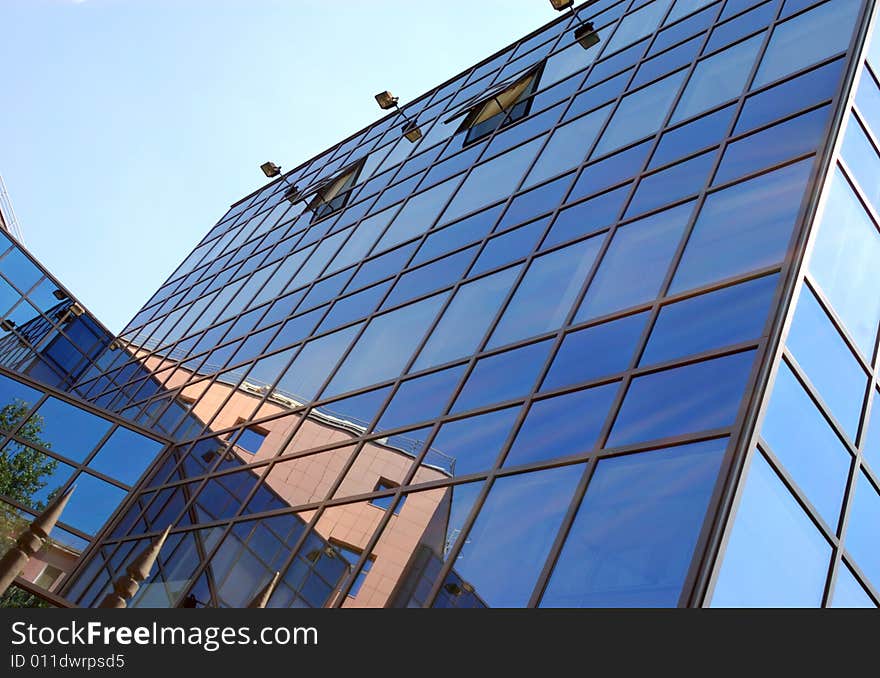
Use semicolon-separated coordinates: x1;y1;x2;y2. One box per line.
0;0;551;333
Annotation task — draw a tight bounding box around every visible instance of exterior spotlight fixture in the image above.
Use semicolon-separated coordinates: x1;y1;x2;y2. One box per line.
259;161;301;203
0;319;15;332
443;580;476;597
374;90;423;143
108;339;121;351
52;289;68;301
375;91;399;110
549;0;601;51
260;161;282;178
69;301;85;317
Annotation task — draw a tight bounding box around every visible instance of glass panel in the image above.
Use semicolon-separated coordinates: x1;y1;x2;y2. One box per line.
436;463;585;607
641;274;778;365
543;312;648;390
452;341;552;414
382;246;476;309
672;34;763;123
543;184;629;249
504;383;618;467
711;452;831;607
786;286;867;442
88;427;165;486
753;0;860;87
489;236;603;348
325;294;446;397
651;104;735;168
808;170;880;360
830;564;876;608
735;58;844;134
577;201;694;321
864;390;880;473
277;324;361;401
541;438;726;607
377;365;466;431
844;472;880;591
671;159;811;293
0;374;41;431
524;105;612;187
471;219;546;275
413;266;520;371
606;0;674;53
25;398;112;463
63;473;127;535
626;151;715;217
608;350;755;447
430;407;520;478
593;70;687;157
761;362;851;528
0;442;74;511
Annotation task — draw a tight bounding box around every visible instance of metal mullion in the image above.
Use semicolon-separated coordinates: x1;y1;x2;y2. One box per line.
693;0;878;607
419;0;708;610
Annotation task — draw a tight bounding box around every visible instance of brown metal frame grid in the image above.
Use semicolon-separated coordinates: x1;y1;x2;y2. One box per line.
62;0;878;608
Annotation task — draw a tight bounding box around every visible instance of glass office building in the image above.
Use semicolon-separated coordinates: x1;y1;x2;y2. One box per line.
2;0;879;607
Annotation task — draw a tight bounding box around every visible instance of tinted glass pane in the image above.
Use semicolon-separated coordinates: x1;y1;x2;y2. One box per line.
843;472;880;591
570;141;651;201
452;341;552;414
504;383;619;467
27;398;112;463
671;159;811;293
326;295;446;397
841;115;880;216
377;365;465;431
414;266;520;371
786;286;867;442
88;427;165;486
608;350;755;447
489;237;602;348
543;184;629;249
525;106;611;187
716;105;829;184
277;325;360;400
606;0;673;53
641;274;778;365
711;453;831;607
864;390;880;473
541;438;726;607
63;473;127;535
735;59;844;134
673;34;763;122
382;247;475;309
577;201;694;320
471;220;545;275
651;105;735;168
761;362;851;527
594;70;687;157
438;463;584;607
0;374;41;431
808;170;880;359
627;151;714;217
830;565;876;608
543;312;649;390
753;0;860;87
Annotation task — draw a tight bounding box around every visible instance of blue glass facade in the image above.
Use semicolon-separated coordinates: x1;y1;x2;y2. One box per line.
4;0;879;608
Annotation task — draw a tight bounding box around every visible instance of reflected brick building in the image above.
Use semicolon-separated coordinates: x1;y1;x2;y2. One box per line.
3;0;880;608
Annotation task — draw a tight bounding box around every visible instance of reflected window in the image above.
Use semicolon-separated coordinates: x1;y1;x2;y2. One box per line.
541;438;726;607
608;350;755;447
235;426;268;454
711;452;831;607
369;480;404;515
578;201;694;321
334;542;373;598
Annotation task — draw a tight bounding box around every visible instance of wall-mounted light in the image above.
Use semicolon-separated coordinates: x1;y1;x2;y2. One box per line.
549;0;601;51
374;90;423;143
259;162;301;203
